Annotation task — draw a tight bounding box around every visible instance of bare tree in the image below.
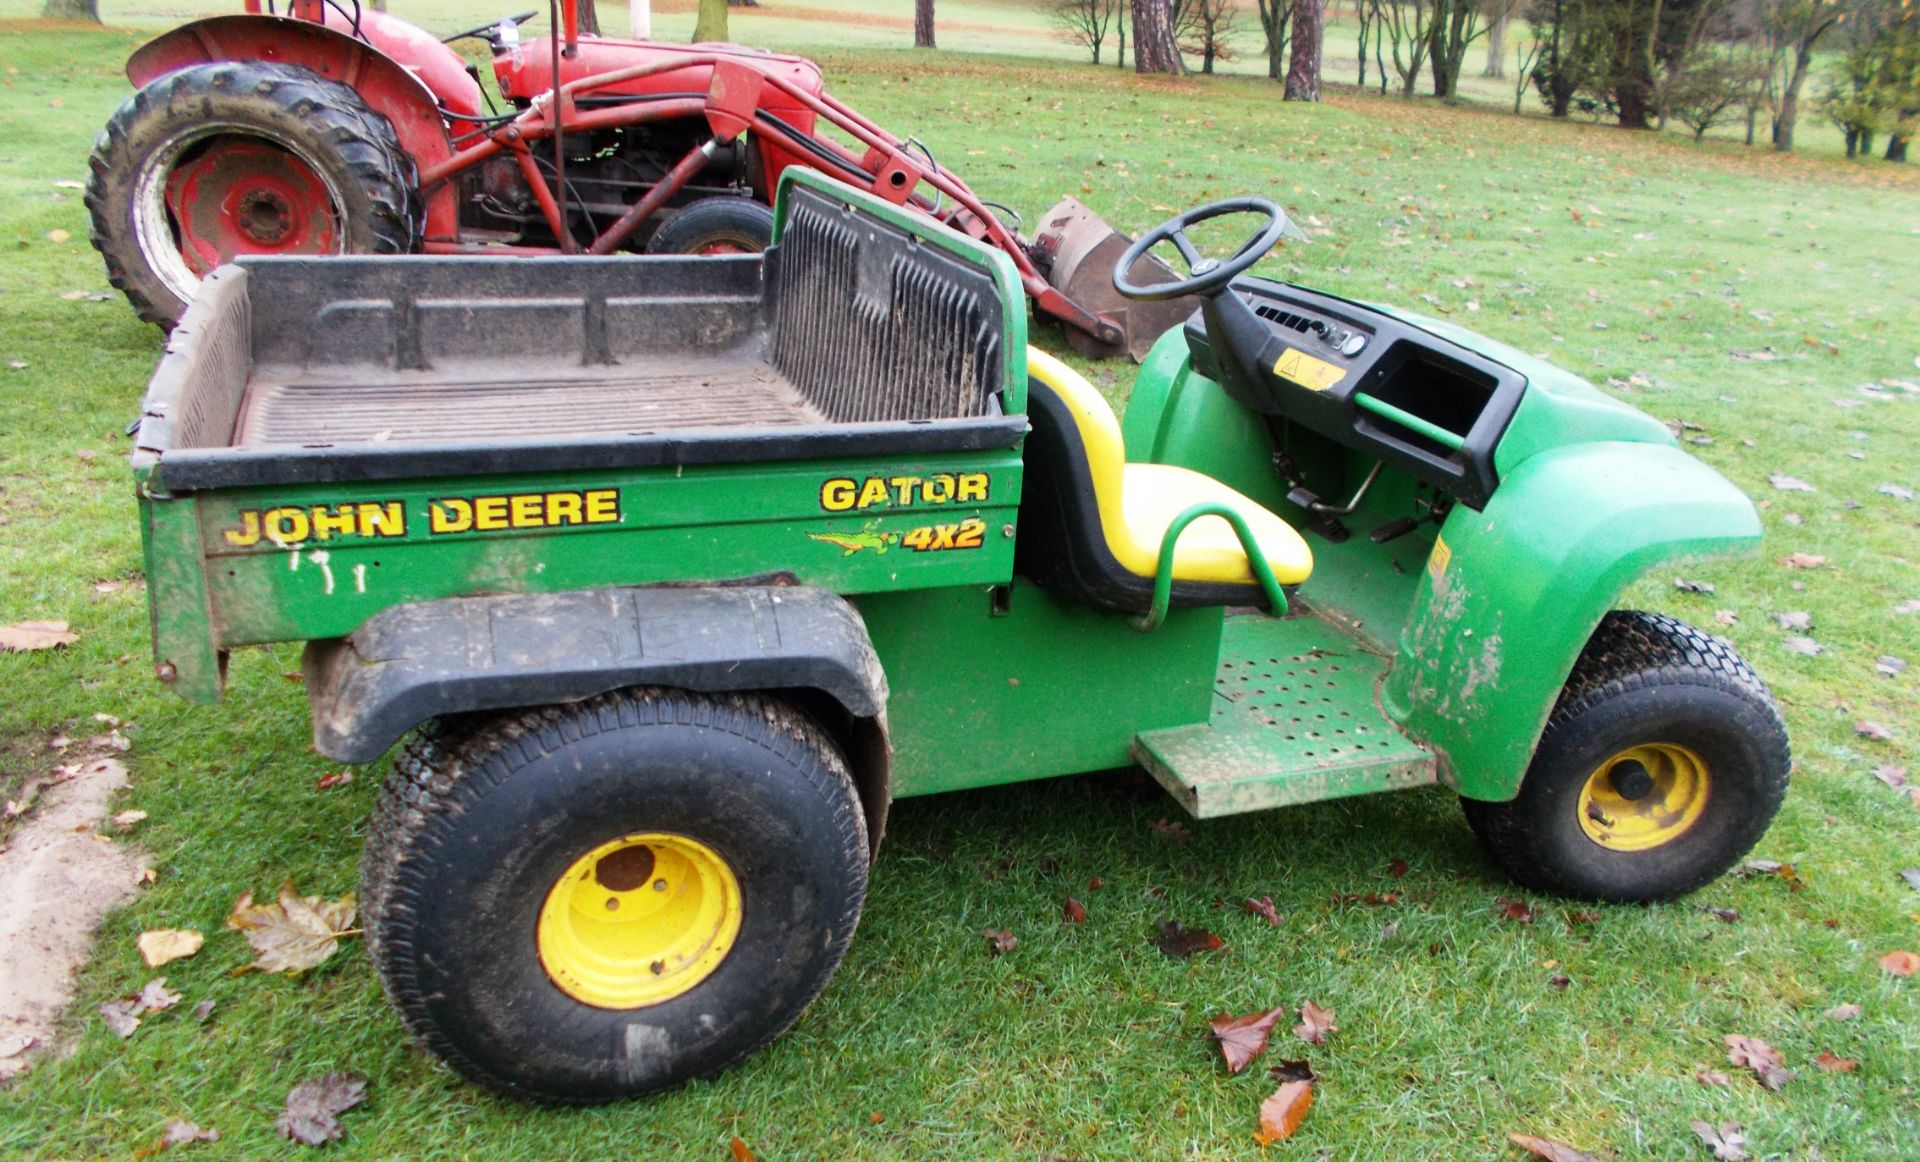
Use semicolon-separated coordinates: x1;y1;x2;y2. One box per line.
1512;31;1547;110
1484;0;1526;75
1286;0;1327;97
1381;0;1437;96
42;0;99;18
1257;0;1294;79
1053;0;1121;64
916;0;937;47
1134;0;1188;72
1761;0;1846;151
1357;0;1378;84
694;0;729;41
1175;0;1243;73
1428;0;1488;100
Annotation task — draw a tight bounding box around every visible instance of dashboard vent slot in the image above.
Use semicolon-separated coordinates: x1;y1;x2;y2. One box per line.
1254;303;1318;335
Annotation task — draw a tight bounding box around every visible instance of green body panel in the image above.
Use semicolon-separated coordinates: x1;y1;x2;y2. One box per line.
772;168;1030;414
855;582;1222;797
189;452;1021;651
1133;614;1436;817
139;489;223;703
1383;440;1762;800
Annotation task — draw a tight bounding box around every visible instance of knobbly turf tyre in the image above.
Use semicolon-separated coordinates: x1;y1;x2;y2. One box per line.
644;196;776;256
85;60;420;330
360;689;868;1104
1461;611;1790;903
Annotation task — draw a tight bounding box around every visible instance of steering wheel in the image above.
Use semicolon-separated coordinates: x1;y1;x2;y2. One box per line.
1112;196;1291;302
442;10;537;46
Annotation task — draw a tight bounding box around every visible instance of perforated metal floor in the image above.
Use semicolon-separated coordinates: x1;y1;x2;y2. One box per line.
1133;614;1436;818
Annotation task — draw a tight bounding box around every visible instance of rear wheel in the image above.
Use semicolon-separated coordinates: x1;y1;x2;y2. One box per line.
85;60;419;329
361;689;868;1104
1462;611;1790;902
645;196;776;256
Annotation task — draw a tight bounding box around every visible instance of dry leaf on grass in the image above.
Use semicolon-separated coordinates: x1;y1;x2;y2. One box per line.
1879;950;1918;976
99;1001;140;1039
144;1120;219;1154
729;1137;758;1162
1690;1120;1748;1161
1062;896;1085;925
1507;1132;1605;1161
277;1072;366;1147
138;929;203;968
0;621;78;651
315;771;353;791
1268;1058;1316;1084
1209;1006;1286;1074
1243;896;1281;925
1771;611;1812;630
1293;1001;1336;1045
1253;1080;1313;1146
1815;1050;1859;1073
1496;897;1537;923
1781;552;1826;569
1673;578;1716;594
1782;636;1823;656
1151;919;1223;958
228;882;357;973
1824;1003;1862;1022
1856;721;1895;742
1724;1034;1795;1090
135;978;181;1014
1767;474;1815;492
1694;1067;1732;1087
980;928;1017;954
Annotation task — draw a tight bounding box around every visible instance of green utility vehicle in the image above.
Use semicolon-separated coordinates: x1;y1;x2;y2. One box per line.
133;169;1788;1104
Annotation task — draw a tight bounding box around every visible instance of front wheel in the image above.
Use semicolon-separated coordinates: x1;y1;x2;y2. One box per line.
1462;611;1790;903
360;689;869;1104
645;196;775;256
85;61;420;329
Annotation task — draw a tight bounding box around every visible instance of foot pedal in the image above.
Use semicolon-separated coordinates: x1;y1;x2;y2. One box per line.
1369;516;1419;544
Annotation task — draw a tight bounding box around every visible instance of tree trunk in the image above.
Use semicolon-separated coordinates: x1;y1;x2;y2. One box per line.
1132;0;1186;74
915;0;936;48
693;0;729;42
1774;44;1813;152
1284;0;1324;100
1357;12;1370;87
1484;9;1507;76
41;0;99;20
1116;5;1128;67
1889;132;1910;163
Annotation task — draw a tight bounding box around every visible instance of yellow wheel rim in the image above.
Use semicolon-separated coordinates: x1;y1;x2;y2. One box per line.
1576;743;1711;852
537;832;742;1009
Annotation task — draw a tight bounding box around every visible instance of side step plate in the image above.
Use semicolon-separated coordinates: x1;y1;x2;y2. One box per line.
1132;618;1436;819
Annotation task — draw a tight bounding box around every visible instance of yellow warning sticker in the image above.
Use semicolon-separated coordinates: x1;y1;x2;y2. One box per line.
1272;347;1348;392
1427;534;1453;581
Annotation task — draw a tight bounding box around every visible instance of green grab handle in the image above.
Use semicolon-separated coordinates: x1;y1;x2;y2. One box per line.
1132;502;1290;632
1353;392;1468;452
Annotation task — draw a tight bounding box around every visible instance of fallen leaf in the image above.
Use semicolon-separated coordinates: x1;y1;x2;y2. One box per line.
1386;859;1409;878
1151;919;1223;958
981;928;1017;954
1694;1067;1732;1086
46;228;71;243
1507;1132;1604;1161
135;977;181;1014
1856;721;1895;742
1878;483;1915;501
1876;656;1908;678
1242;896;1281;925
1496;897;1537;924
1879;950;1918;976
191;999;216;1022
1210;1006;1287;1074
1690;1120;1748;1161
1815;1050;1858;1073
1715;610;1738;626
276;1072;366;1147
1293;1000;1336;1045
1735;860;1805;890
51;180;85;190
1253;1080;1313;1146
1877;766;1910;790
1771;611;1812;630
1902;868;1920;893
1705;907;1740;923
1332;890;1401;906
1781;552;1826;569
113;809;148;829
1724;1034;1795;1089
1086;877;1104;891
99;1000;140;1039
154;1120;219;1151
1547;972;1570;992
315;771;353;791
1898;600;1920;615
1148;817;1192;842
1062;896;1085;924
1782;636;1823;657
1768;474;1816;492
0;621;78;651
1268;1058;1316;1084
1673;577;1716;594
730;1137;758;1162
228;881;357;973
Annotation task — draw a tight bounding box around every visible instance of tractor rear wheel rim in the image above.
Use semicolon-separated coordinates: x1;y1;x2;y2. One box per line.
134;125;348;305
536;832;742;1009
1576;743;1711;852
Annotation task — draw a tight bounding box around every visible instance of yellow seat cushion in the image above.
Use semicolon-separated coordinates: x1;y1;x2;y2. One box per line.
1025;346;1312;588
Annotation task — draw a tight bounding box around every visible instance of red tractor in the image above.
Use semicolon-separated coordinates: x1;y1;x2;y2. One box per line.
86;0;1191;356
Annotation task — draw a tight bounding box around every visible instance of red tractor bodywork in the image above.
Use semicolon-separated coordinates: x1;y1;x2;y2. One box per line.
120;1;1127;348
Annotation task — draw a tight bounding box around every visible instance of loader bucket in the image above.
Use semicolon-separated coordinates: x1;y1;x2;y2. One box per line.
1030;198;1201;362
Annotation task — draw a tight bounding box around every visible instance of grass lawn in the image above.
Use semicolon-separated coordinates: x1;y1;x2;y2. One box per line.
2;12;1920;1161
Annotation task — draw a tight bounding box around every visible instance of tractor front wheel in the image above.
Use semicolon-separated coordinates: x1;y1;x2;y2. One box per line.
1462;611;1790;903
645;197;776;256
360;689;868;1104
86;61;419;329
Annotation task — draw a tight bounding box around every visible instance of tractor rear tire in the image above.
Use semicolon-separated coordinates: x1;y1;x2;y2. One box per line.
360;689;868;1104
1461;611;1790;903
645;196;776;256
86;60;420;330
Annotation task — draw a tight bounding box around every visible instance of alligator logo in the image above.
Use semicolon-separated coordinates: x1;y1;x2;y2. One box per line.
808;531;898;556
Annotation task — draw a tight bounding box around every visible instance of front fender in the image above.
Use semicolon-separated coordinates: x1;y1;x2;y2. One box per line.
1383;441;1761;801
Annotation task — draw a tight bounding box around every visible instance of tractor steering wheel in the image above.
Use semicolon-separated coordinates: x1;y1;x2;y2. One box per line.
442;10;538;47
1112;197;1291;302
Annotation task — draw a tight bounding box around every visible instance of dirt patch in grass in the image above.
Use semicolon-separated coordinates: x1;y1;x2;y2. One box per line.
0;756;142;1083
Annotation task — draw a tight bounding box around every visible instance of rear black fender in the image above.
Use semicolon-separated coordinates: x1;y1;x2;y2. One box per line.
304;585;891;852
